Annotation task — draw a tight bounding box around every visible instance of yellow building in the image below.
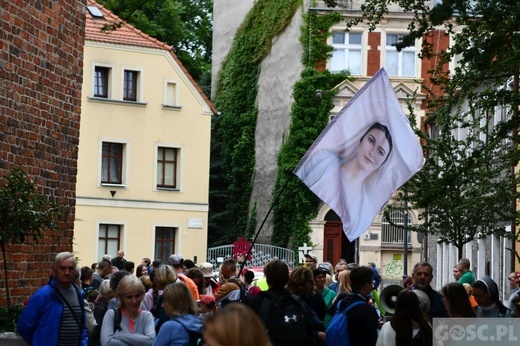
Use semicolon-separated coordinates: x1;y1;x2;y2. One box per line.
74;0;215;267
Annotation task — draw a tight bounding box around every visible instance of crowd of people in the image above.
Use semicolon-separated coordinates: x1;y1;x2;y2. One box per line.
15;251;520;346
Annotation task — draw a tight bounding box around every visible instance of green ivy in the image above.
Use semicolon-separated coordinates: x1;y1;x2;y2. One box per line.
271;9;349;249
210;0;301;245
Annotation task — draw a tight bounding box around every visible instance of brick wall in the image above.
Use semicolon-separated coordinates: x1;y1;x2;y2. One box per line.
367;32;381;77
0;0;85;305
421;29;450;98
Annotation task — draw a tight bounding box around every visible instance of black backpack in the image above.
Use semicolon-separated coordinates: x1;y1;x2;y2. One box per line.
153;295;170;333
221;278;252;306
90;308;122;346
259;291;314;346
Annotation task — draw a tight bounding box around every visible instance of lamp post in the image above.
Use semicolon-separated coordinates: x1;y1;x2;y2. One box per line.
402;189;409;284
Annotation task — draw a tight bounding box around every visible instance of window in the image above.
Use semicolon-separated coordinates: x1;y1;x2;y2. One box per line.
123;70;139;101
165;82;178;107
381;209;411;244
94;66;110;98
331;32;362;75
98;224;121;260
157;147;178;189
155;227;176;262
101;142;123;184
385;34;416;77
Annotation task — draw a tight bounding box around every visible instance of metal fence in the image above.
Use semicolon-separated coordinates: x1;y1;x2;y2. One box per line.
206;243;296;270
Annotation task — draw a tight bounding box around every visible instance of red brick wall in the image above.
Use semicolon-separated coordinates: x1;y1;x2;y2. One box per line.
367;32;381;77
421;29;450;99
0;0;85;305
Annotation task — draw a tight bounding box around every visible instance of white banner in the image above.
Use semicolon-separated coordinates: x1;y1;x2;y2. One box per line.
294;68;424;241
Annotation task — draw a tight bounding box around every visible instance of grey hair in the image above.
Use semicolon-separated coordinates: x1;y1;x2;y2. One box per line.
73;266;80;282
54;252;77;269
98;279;111;299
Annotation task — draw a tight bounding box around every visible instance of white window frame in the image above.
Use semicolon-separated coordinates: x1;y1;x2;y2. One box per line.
96;221;127;261
153;224;179;263
384;33;417;77
163;79;181;109
92;63;114;99
154;143;183;191
120;66;143;102
99;138;130;187
330;31;363;75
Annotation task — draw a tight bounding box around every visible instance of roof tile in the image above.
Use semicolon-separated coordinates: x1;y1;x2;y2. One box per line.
85;0;216;114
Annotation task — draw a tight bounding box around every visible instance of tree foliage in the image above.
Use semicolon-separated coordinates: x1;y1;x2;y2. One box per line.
350;0;520;256
0;169;60;308
96;0;213;95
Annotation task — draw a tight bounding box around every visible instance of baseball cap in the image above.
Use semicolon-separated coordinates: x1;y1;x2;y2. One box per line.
313;267;329;276
304;253;318;262
317;262;332;275
168;254;183;266
199;262;214;278
200;294;216;305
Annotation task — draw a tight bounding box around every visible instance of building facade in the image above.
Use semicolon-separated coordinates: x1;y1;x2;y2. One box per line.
74;1;215;267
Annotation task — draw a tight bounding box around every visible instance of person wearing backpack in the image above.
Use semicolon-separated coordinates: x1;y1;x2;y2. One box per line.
326;266;379;346
249;260;323;345
376;289;432;346
214;259;246;306
100;275;155;345
153;282;203;346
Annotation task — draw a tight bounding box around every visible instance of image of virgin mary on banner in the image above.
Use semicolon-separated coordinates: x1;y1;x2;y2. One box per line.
294;68;424;242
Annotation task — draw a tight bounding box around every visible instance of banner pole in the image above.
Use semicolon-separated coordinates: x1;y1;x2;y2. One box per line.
238;174;294;276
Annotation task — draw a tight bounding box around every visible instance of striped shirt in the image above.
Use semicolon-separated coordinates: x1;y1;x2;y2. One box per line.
58;286;82;346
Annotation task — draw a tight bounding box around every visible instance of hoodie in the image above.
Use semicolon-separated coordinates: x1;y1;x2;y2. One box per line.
153;314;203;346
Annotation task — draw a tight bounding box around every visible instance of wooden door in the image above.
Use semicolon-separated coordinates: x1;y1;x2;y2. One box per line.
324;220;342;265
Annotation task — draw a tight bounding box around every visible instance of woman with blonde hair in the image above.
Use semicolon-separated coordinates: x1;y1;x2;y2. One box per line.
203;303;271;346
328;269;352;316
142;265;177;333
100;275;155;345
153;282;203;346
142;265;177;311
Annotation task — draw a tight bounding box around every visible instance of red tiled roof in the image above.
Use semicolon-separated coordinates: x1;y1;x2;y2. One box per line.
85;0;216;114
86;0;172;50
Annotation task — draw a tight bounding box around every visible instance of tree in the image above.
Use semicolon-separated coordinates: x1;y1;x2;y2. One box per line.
0;169;60;308
347;0;520;256
96;0;213;94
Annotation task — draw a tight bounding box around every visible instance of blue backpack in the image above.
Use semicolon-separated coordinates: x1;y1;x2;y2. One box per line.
326;300;365;346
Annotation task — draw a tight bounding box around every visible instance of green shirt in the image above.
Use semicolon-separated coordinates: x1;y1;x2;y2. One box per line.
458;270;475;285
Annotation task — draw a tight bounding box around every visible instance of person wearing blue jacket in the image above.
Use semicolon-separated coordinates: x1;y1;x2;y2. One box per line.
153;282;203;346
18;252;88;346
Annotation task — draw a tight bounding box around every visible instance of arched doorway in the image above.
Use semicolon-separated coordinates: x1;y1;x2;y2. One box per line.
323;209;357;265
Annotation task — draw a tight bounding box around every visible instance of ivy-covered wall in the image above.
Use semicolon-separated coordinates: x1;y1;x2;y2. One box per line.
210;0;349;248
210;0;301;245
271;10;350;249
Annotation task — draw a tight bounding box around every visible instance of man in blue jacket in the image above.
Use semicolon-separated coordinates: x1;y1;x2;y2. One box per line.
18;251;88;345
